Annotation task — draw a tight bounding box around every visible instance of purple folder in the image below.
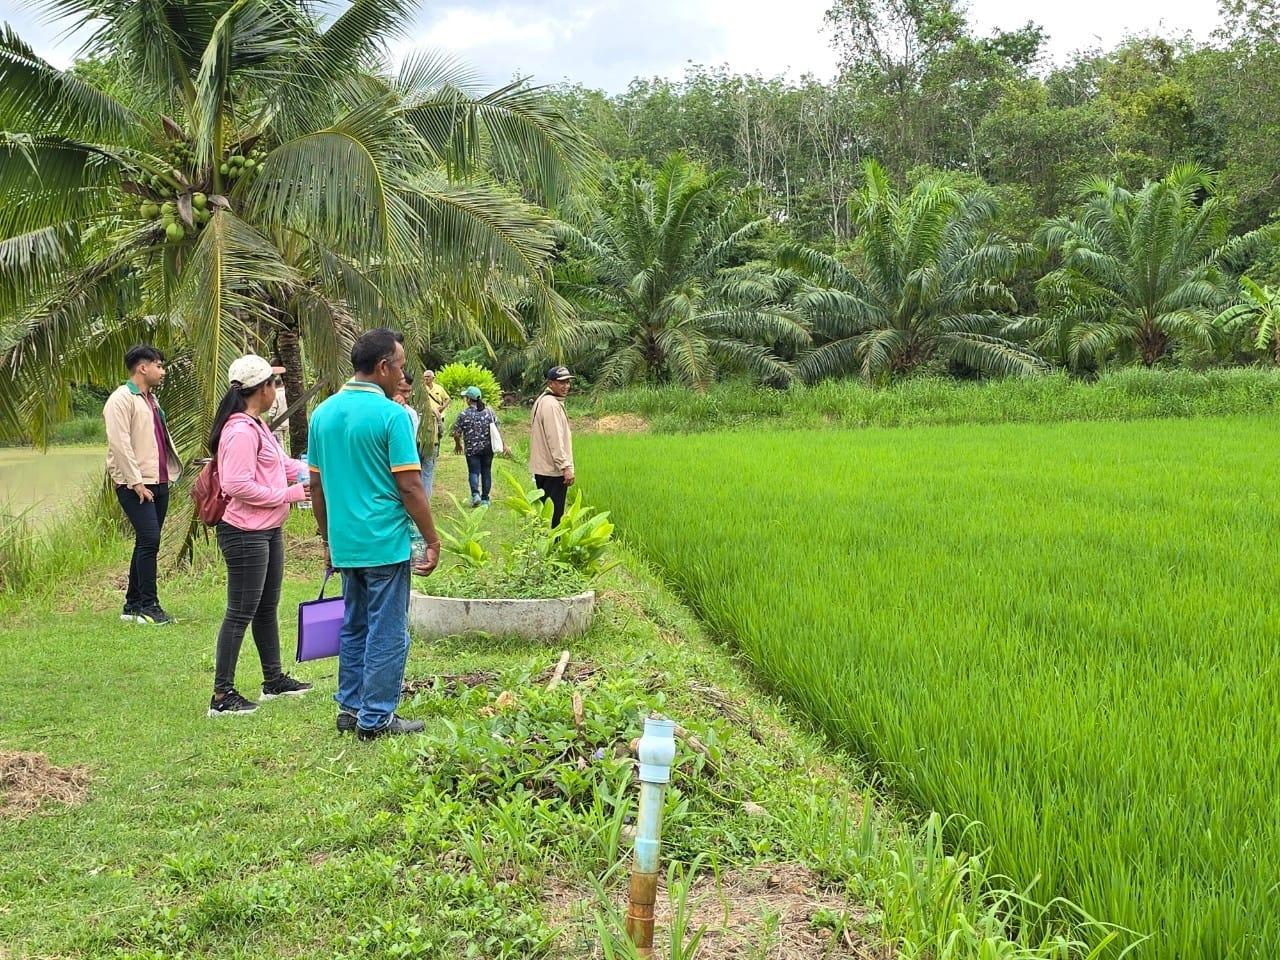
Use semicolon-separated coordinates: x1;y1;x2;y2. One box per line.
296;569;343;662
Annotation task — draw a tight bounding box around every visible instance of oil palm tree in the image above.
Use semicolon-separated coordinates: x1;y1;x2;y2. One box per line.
0;0;593;459
780;159;1044;383
552;155;808;389
1034;164;1270;368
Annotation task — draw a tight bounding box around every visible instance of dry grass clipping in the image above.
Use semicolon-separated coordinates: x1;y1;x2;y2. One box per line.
0;751;90;819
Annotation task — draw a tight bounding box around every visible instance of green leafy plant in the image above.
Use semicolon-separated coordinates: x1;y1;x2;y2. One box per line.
437;494;492;569
1034;164;1273;368
1215;276;1280;363
499;468;616;576
553;153;809;389
0;2;591;478
437;362;503;408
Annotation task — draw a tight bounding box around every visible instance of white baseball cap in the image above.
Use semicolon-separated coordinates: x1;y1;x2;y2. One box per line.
227;354;276;389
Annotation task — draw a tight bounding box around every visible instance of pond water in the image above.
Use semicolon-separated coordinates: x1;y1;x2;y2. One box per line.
0;445;103;518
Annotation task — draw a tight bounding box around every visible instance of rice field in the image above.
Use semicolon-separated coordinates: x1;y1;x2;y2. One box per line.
0;445;102;518
579;415;1280;959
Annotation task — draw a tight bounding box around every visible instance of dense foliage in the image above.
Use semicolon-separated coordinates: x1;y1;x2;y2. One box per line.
550;0;1280;241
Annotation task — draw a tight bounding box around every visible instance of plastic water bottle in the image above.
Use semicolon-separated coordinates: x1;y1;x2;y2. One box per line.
410;532;426;565
297;452;312;509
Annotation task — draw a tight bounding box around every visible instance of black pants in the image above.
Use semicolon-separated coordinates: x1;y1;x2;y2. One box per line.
214;524;285;694
534;474;568;527
115;483;169;609
466;450;494;501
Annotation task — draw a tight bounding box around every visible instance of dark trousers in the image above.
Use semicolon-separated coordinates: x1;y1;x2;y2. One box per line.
534;474;568;527
115;483;169;609
214;524;285;694
466;450;494;500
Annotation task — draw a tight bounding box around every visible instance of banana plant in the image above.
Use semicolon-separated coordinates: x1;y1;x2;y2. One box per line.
1215;276;1280;364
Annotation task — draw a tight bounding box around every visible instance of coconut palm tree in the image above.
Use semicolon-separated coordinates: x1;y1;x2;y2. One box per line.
780;159;1044;383
0;0;593;459
551;154;808;389
1034;164;1270;368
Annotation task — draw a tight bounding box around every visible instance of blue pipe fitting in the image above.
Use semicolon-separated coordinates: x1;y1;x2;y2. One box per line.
636;715;676;784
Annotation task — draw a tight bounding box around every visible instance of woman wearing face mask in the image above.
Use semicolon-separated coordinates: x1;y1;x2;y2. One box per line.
207;355;313;717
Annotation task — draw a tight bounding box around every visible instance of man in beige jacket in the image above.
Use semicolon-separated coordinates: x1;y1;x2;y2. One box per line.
528;365;575;526
104;344;183;625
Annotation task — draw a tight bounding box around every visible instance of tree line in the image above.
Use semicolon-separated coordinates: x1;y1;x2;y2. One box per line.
509;0;1280;387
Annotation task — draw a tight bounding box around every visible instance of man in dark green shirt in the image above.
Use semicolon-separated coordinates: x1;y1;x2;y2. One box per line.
309;329;440;740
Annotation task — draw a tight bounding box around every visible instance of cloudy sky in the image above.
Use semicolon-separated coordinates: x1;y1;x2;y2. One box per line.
3;0;1222;91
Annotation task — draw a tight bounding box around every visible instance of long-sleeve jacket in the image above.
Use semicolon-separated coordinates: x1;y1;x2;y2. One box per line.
217;413;309;531
528;391;573;476
104;382;182;487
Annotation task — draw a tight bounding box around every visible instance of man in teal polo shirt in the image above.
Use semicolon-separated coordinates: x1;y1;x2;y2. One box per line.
308;329;441;740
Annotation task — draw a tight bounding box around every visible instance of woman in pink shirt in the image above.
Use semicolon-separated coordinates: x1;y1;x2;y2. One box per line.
207;355;313;717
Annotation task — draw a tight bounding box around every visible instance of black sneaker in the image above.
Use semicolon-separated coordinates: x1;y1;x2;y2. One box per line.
336;708;357;734
261;674;313;700
120;604;140;623
135;605;175;625
356;715;425;741
208;689;258;717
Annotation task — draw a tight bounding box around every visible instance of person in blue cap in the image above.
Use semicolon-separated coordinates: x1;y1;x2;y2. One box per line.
451;385;501;506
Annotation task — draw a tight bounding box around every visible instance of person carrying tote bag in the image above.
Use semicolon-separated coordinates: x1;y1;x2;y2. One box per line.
207;354;314;717
451;386;502;507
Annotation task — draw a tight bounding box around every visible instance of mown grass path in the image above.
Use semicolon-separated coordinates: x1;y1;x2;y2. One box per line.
580;414;1280;960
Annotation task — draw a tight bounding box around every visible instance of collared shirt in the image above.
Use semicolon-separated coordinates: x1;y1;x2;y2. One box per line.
528;391;573;476
308;380;420;568
424;381;450;417
144;391;170;483
104;381;181;487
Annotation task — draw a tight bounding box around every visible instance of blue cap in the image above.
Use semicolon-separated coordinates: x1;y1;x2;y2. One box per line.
463;385;482;399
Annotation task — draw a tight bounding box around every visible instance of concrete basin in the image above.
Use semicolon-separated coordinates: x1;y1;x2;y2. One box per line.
409;589;595;640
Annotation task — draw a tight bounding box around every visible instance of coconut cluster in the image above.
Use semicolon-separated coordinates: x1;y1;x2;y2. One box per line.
218;146;267;182
129;140;268;244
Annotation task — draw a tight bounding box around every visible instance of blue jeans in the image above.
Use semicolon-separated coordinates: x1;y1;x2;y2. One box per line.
466;450;494;501
334;561;412;732
421;451;436;497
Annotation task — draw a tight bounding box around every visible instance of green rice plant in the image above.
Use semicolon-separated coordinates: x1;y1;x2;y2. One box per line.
580;415;1280;960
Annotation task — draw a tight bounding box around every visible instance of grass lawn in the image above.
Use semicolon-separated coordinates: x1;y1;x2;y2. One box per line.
0;436;1082;959
579;414;1280;960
